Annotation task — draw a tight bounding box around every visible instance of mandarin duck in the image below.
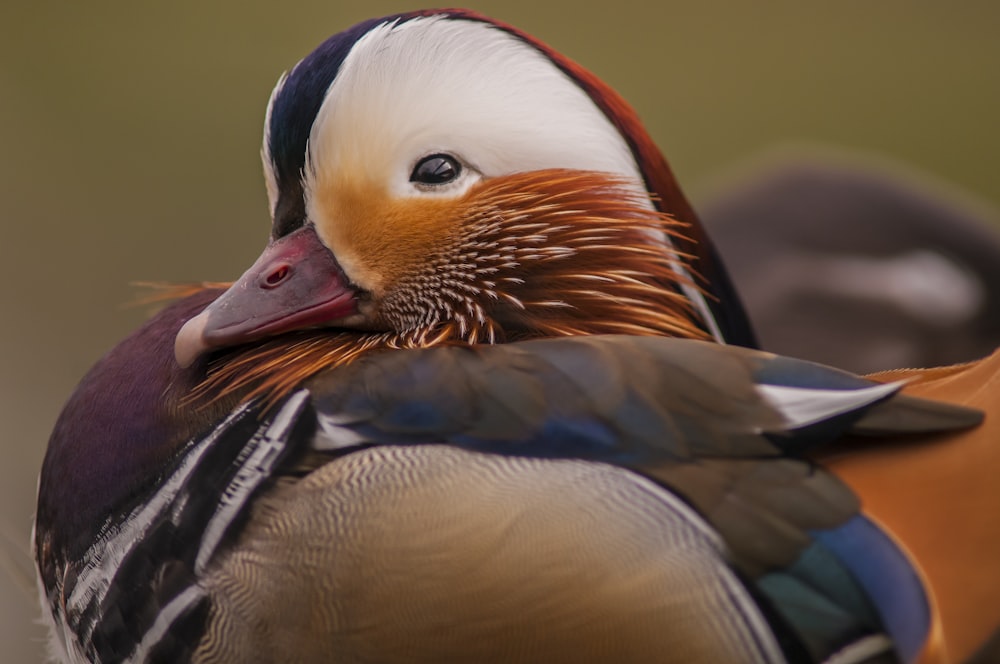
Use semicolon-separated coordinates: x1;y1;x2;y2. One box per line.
33;9;998;664
701;148;1000;373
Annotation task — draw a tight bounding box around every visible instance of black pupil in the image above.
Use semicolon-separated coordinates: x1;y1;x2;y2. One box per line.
412;154;459;185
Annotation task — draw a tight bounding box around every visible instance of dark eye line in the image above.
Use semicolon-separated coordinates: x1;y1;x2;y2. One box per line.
410;153;461;185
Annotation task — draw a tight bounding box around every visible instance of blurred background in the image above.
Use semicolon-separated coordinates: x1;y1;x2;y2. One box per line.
2;2;998;660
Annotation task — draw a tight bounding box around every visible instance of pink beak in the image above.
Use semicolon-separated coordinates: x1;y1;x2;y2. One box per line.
175;225;358;367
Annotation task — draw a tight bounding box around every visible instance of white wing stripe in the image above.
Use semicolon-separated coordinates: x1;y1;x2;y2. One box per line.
756;381;904;430
194;390;310;572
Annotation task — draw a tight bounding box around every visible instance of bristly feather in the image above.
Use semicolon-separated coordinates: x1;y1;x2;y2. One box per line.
187;170;711;408
129;282;235;308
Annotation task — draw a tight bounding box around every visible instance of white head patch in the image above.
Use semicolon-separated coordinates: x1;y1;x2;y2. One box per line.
301;16;647;202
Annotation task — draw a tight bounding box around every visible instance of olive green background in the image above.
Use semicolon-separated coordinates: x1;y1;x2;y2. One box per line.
2;2;997;660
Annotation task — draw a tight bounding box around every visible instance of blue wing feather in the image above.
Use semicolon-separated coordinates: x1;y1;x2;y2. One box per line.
812;516;931;663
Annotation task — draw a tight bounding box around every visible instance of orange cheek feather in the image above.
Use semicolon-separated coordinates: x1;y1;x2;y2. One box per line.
311;177;470;297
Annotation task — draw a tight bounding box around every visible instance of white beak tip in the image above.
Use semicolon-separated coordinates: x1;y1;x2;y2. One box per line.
174;310;210;369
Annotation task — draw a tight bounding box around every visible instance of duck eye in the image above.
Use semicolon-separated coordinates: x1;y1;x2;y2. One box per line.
410;154;461;185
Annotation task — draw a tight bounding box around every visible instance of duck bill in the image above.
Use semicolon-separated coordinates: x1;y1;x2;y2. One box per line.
174;225;358;367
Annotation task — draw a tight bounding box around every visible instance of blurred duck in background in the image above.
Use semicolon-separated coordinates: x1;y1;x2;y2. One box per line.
701;148;1000;373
